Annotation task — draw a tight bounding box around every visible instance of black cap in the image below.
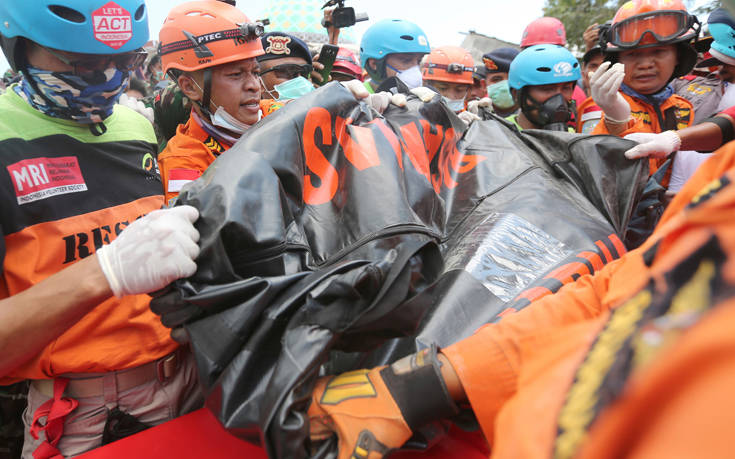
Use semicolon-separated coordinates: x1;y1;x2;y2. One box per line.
482;47;520;74
582;46;602;64
258;32;312;64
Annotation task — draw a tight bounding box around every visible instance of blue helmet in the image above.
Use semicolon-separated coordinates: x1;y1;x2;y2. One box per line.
508;45;581;91
0;0;149;71
359;19;430;77
707;8;735;66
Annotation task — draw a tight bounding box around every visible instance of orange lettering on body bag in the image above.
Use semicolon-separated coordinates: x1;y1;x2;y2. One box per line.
303;107;339;205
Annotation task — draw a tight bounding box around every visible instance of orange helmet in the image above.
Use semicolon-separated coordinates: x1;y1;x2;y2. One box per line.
159;1;265;74
604;0;700;49
421;46;474;85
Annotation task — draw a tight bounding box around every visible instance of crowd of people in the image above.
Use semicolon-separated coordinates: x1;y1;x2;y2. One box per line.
2;0;735;457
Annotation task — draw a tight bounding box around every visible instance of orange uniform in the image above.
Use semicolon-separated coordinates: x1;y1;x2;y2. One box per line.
159;100;282;202
442;141;735;458
591;92;693;185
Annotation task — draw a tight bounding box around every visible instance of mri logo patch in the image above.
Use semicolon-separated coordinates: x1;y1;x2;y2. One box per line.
7;156;87;205
92;1;133;50
553;61;573;77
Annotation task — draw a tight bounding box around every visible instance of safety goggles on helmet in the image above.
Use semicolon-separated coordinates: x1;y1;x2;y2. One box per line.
606;10;700;48
260;63;313;80
40;45;147;78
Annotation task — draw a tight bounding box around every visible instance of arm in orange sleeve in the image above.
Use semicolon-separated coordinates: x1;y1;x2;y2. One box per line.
441;245;650;443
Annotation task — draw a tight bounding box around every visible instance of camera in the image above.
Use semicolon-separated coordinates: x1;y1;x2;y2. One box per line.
321;0;368;29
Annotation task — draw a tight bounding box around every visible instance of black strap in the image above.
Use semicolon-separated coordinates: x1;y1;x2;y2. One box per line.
159;28;243;56
704;115;735;144
202;69;212;114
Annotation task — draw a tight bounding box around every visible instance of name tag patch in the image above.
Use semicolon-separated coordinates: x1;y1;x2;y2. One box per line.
7;156;87;205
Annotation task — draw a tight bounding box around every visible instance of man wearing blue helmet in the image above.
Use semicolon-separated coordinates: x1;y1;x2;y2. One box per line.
507;44;582;131
359;19;431;93
0;1;203;457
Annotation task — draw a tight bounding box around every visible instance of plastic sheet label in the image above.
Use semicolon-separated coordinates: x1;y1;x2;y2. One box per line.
444;213;570;301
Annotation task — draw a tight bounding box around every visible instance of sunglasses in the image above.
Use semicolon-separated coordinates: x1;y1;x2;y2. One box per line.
41;45;147;77
260;63;313;80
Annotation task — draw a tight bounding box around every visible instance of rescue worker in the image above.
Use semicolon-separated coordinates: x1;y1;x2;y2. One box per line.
0;1;202;457
157;2;406;203
466;65;488;103
506;44;581;131
360;19;431;93
421;46;475;113
257;31;319;101
577;46;605;133
304;93;735;459
482;48;520;117
156;1;282;203
590;0;699;183
521;17;588;111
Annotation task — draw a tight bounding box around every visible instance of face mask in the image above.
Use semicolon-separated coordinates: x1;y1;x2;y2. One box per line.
15;66;128;124
487;80;515;110
394;65;423;89
211;105;260;135
272;76;315;101
525;93;574;131
442;96;466;113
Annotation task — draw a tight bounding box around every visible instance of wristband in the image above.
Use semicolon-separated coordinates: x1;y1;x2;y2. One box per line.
379;344;460;431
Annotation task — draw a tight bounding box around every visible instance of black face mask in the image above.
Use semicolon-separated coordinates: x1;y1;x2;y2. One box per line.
521;91;576;131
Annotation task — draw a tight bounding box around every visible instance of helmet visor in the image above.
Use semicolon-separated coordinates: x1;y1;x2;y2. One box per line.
610;10;693;48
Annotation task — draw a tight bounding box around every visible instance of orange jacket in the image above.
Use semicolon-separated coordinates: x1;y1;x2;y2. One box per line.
442;141;735;458
591;92;693;185
159;100;282;203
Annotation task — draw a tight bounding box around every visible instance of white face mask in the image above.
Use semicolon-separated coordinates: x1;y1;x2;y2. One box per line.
210;105;261;135
395;65;423;89
442;96;466;113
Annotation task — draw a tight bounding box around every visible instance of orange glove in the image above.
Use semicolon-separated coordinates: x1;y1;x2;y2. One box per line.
308;345;459;459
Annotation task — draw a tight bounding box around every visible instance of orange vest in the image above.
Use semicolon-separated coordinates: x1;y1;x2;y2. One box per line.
591;92;693;185
159;100;282;203
442;141;735;458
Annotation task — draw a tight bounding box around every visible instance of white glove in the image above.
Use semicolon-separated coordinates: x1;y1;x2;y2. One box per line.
467;97;493;115
458;110;481;125
589;62;631;123
97;206;200;297
342;80;406;113
118;93;154;124
409;86;439;103
624;131;682;159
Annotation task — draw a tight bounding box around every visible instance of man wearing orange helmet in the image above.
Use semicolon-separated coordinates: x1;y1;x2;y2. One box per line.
590;0;699;185
421;46;475;113
156;1;283;202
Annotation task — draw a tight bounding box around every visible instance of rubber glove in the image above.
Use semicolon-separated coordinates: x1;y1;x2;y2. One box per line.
96;206;200;297
589;61;631;123
342;80;407;113
624;131;682;159
409;86;439;103
458;110;481;125
118;93;154;124
467;97;493;115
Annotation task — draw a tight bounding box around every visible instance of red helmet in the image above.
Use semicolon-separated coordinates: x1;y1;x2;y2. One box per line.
331;47;363;81
521;17;567;48
421;46;474;85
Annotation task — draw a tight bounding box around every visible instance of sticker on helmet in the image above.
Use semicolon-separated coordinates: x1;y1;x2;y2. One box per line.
553;61;573;77
266;36;292;55
92;2;133;50
418;36;428;47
